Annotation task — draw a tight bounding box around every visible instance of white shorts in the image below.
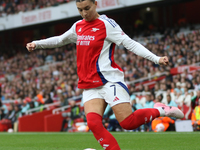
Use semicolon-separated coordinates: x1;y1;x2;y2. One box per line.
82;82;130;107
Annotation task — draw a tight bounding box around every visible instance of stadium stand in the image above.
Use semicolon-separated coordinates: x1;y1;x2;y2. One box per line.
0;0;75;17
0;26;200;131
1;0;200;132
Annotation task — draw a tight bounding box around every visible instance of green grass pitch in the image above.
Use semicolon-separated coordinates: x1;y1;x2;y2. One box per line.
0;132;199;150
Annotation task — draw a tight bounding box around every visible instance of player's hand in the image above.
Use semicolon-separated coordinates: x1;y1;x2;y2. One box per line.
26;42;36;52
159;56;169;66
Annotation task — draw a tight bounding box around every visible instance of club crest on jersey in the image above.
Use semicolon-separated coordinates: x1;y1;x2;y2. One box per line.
91;28;100;32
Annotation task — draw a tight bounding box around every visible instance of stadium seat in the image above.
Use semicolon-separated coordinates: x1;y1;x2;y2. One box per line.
0;119;12;132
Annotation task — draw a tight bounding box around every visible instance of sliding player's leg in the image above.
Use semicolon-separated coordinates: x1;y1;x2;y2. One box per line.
113;102;184;130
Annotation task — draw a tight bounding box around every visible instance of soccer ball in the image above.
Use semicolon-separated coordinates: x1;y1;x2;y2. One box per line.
155;123;165;132
7;128;14;133
84;148;96;150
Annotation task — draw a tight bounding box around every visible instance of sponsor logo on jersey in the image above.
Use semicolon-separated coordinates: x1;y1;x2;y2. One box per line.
77;35;95;41
77;35;95;46
77;41;91;46
91;28;100;32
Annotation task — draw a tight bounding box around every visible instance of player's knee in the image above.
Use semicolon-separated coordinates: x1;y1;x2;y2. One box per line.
120;122;133;130
120;119;133;130
87;112;103;131
119;114;134;130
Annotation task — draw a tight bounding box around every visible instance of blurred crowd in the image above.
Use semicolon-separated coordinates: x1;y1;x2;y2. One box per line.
0;43;79;115
0;20;200;131
0;0;75;17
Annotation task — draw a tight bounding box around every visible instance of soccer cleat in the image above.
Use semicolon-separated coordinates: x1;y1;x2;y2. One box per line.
154;102;184;119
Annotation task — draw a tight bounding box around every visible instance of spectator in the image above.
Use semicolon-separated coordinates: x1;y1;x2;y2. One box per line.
20;99;30;115
60;100;81;131
103;105;121;132
131;99;143;111
131;99;144;132
0;98;8;120
53;48;63;61
155;94;163;103
36;91;45;105
143;94;155;131
174;82;182;94
13;104;22;132
191;90;200;109
144;94;155;108
191;98;200;131
166;94;178;107
60;92;69;107
0;103;20;131
2;104;16;124
44;93;53;104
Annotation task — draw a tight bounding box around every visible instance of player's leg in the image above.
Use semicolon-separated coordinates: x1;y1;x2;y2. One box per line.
84;98;107;116
112;102;160;129
113;102;184;130
154;102;184;118
83;88;121;150
102;82;160;130
84;99;121;150
112;102;161;130
104;82;184;130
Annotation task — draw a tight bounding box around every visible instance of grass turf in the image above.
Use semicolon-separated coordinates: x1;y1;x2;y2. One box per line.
0;132;199;150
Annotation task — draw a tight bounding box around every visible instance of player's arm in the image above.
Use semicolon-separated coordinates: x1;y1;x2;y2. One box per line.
106;19;168;66
121;36;169;66
26;22;77;52
26;42;36;52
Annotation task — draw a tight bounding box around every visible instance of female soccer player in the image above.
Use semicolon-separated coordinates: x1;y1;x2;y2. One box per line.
26;0;184;149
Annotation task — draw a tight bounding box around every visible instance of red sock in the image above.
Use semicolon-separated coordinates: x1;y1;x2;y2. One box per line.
120;108;160;130
87;112;121;150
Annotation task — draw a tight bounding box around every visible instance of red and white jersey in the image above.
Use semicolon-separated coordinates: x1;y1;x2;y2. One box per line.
33;15;160;90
